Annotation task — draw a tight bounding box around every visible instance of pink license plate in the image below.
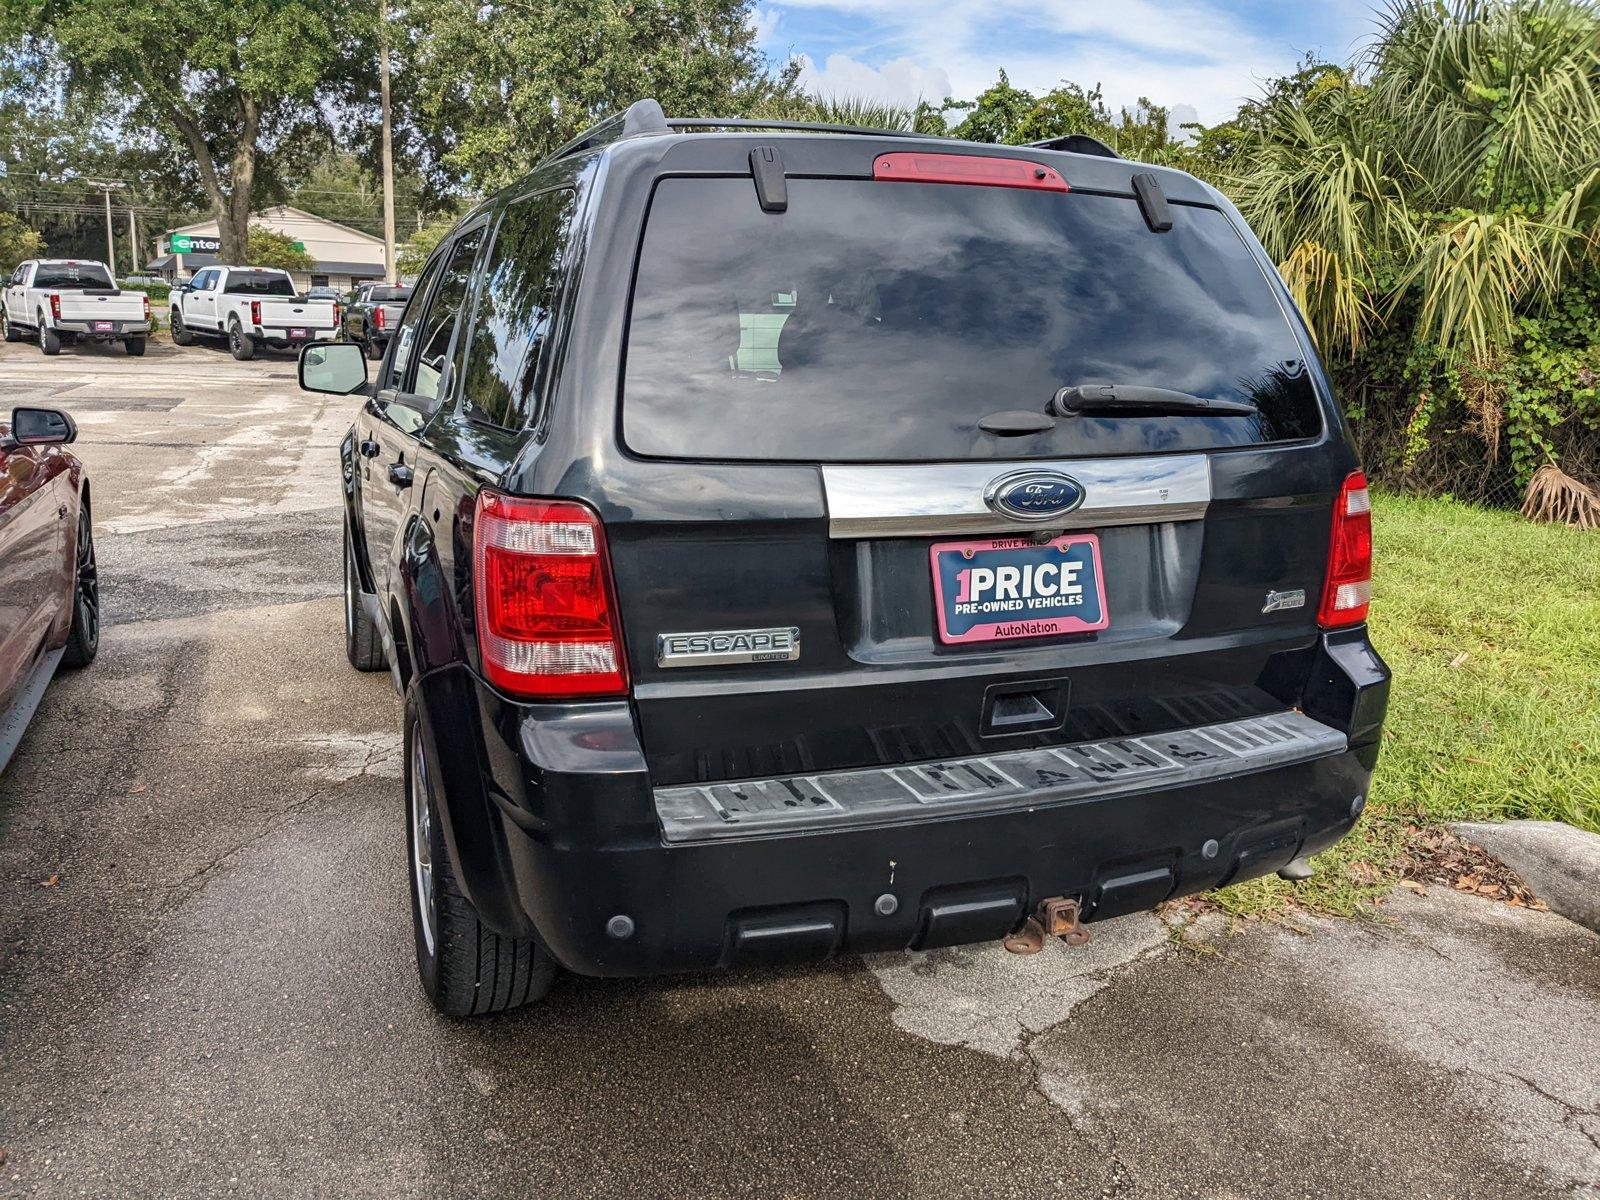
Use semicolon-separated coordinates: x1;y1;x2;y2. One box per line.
930;534;1110;644
288;327;308;340
93;320;114;332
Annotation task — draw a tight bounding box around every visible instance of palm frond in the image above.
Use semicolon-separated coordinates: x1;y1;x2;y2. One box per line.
1397;209;1572;357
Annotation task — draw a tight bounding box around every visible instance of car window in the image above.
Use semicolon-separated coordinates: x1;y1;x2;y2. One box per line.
457;189;577;429
33;263;115;289
225;272;296;297
191;270;215;291
623;177;1325;462
402;229;483;404
387;254;445;389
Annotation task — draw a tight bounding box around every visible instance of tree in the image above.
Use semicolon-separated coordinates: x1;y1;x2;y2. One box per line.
0;211;45;271
755;94;949;136
1217;0;1600;512
943;72;1184;164
4;0;375;265
396;217;453;277
246;226;315;272
397;0;799;192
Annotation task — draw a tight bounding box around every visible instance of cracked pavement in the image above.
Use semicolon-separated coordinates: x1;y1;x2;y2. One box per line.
2;343;1598;1198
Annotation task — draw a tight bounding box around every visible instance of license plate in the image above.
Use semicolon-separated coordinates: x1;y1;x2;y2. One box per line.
288;327;308;340
93;320;114;332
930;534;1109;644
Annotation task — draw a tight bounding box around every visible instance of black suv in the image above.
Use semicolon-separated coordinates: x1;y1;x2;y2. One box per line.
300;100;1389;1016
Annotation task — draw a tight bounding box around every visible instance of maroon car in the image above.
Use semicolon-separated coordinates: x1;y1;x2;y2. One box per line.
0;407;97;774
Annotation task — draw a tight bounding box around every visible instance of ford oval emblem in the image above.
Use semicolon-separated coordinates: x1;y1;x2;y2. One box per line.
984;469;1086;521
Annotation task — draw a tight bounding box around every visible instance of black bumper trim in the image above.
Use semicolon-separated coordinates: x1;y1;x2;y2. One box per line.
656;711;1345;842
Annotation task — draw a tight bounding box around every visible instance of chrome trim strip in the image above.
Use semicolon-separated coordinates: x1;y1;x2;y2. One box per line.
654;711;1345;843
822;454;1211;538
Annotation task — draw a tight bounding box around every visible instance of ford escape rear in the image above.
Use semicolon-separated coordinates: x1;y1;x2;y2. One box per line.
303;100;1389;1016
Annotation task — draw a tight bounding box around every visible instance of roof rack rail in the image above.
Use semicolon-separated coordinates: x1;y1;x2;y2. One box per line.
548;99;671;161
667;117;943;141
1028;133;1119;159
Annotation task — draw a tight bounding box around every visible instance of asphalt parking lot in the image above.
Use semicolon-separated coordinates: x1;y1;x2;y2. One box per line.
2;341;1598;1199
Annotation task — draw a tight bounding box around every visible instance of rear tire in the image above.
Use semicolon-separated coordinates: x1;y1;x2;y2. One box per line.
62;503;99;669
228;321;256;361
124;335;146;357
364;335;382;361
39;318;59;356
170;310;193;346
344;522;385;671
406;704;555;1017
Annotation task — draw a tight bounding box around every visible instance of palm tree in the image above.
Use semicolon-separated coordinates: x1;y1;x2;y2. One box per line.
1220;0;1600;519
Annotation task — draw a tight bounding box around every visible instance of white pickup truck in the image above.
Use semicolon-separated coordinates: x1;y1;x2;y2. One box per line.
3;259;152;356
170;266;340;361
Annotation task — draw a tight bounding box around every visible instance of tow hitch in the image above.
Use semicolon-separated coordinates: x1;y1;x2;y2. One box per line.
1002;896;1092;954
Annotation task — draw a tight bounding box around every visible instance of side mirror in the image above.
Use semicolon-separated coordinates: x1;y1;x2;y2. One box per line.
10;407;77;446
299;340;369;396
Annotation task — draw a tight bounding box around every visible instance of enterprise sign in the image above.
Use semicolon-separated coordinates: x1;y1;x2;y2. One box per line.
169;233;221;254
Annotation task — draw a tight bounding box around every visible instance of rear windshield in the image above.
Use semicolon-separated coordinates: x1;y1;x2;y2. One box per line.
622;177;1323;462
370;287;411;302
33;263;114;290
225;272;296;297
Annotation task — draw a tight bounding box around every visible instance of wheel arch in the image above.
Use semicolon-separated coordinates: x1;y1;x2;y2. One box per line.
395;502;536;937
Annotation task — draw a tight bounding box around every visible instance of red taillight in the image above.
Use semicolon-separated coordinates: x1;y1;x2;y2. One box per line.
472;491;628;699
250;300;261;325
373;306;385;330
1318;471;1373;628
873;152;1069;192
49;294;61;320
142;295;151;322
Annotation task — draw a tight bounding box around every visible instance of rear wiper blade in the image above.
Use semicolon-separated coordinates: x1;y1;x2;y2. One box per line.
1051;384;1256;417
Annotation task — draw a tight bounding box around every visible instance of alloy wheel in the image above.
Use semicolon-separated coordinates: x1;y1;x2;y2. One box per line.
75;509;100;648
343;531;356;641
410;732;437;956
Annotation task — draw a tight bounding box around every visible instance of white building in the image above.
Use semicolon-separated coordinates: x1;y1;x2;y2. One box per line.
150;205;387;292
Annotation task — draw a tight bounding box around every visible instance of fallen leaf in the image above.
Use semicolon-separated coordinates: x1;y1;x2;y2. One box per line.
1399;880;1427;894
128;781;147;795
40;875;59;888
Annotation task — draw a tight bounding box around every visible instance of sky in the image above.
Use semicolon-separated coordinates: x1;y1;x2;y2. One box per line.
753;1;1384;128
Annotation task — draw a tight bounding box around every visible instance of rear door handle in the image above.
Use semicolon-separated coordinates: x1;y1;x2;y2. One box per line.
388;463;414;488
360;438;380;458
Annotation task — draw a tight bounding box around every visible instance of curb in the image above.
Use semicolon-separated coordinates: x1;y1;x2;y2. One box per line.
1449;820;1600;933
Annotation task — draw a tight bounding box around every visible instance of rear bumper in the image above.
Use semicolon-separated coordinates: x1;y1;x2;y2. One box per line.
413;629;1388;978
254;324;337;342
55;318;149;337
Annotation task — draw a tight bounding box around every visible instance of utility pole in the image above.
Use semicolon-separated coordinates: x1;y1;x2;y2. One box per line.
379;0;397;283
83;180;126;276
128;207;139;275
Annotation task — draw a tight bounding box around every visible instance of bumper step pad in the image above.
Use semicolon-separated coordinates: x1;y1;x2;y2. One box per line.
655;711;1346;843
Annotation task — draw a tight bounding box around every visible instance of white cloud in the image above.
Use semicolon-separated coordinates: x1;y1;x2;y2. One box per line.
750;5;784;47
794;53;954;108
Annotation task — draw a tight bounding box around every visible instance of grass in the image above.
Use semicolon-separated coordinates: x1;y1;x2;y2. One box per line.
1210;490;1600;919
